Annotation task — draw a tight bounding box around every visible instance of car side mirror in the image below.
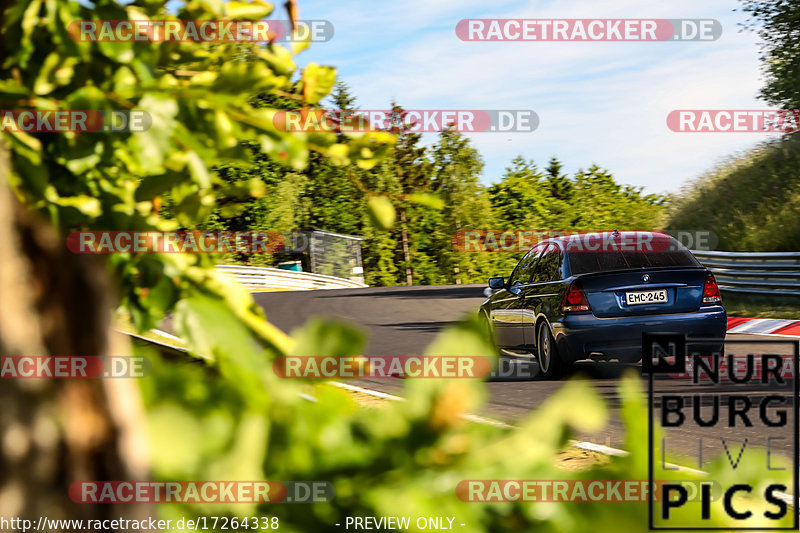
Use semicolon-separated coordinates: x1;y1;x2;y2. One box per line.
488;276;505;290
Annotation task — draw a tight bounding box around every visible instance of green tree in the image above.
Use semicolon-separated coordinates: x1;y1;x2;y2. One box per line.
740;0;800;108
388;104;434;285
198;81;371;267
489;156;554;228
488;158;666;277
545;155;573;201
330;80;358;112
429;128;494;284
570;164;665;231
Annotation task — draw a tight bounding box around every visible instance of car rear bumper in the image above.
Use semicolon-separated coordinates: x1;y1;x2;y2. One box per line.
553;306;727;363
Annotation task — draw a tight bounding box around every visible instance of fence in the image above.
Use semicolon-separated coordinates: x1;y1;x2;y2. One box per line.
691;250;800;297
216;264;368;291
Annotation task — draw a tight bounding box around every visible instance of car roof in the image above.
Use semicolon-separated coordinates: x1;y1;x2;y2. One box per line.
536;231;672;249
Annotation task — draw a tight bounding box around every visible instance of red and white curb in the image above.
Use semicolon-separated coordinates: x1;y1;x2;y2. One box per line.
727;317;800;337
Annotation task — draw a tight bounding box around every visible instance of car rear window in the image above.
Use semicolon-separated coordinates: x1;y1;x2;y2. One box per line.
566;240;700;274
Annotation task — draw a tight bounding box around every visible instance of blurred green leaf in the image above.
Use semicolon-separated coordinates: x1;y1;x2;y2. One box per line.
290;317;365;358
300;63;336;104
131;94;179;174
224;0;273;20
367;195;395;230
407;192;444;210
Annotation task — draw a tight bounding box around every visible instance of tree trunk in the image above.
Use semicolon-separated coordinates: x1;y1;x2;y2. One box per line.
400;208;413;286
0;143;151;527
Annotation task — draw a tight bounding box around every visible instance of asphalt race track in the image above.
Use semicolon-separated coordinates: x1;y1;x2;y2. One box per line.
252;285;798;464
255;284;487;356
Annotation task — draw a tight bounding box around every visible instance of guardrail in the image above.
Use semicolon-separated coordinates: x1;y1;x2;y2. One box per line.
216;264;368;291
691;250;800;297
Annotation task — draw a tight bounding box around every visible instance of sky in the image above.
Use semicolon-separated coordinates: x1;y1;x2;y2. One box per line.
288;0;776;195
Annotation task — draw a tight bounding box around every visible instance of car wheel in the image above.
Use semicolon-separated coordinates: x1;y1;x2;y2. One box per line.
537;322;563;379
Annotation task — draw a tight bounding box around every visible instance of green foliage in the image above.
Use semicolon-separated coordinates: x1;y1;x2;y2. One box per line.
186;74;665;287
487;156;666;277
489;157;665;232
424;128;495;284
545;156;573;201
666;135;800;251
366;195;396;231
140;328;797;531
490;156;560;228
569;165;666;230
1;0;393;335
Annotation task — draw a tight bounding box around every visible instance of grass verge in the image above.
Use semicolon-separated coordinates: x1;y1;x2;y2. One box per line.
723;291;800;320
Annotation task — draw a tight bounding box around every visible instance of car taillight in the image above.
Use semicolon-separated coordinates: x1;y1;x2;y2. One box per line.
702;273;722;304
562;282;591;312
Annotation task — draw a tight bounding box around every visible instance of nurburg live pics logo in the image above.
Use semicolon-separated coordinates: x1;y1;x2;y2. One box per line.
643;334;799;530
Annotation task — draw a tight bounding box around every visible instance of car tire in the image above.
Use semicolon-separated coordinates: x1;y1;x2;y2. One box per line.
537;322;564;379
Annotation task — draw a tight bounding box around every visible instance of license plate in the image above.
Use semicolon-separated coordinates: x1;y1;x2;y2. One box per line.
625;289;667;305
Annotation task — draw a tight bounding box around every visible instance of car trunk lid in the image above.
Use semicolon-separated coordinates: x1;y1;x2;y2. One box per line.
577;268;708;317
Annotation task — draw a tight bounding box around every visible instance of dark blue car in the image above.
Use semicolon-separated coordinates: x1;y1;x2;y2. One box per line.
479;231;726;378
